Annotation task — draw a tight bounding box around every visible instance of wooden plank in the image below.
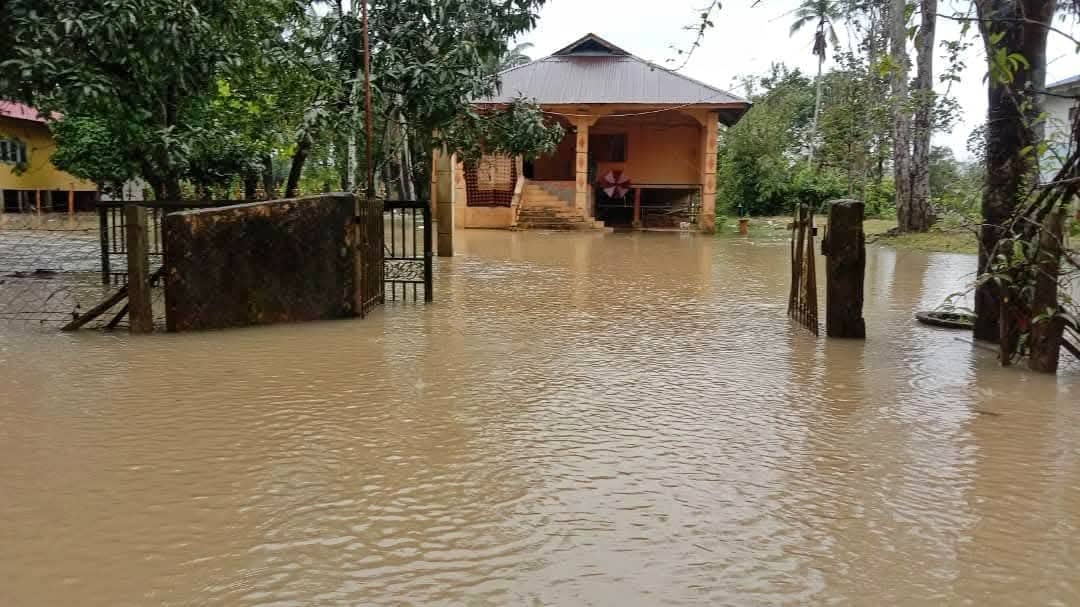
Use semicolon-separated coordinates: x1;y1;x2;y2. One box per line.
61;284;128;332
125;205;154;333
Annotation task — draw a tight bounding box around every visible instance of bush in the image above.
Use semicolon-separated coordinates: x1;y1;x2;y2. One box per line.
864;180;896;218
789;166;848;212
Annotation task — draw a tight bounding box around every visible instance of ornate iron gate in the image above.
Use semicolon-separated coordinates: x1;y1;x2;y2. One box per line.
384;200;432;302
788;203;819;335
355;196;385;317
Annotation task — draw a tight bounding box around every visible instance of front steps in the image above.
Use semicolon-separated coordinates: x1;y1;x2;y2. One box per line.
515;182;606;231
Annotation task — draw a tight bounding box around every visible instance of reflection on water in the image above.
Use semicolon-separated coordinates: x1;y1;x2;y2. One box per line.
1;229;1077;606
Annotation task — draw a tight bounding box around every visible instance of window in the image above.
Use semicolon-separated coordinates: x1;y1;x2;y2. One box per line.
591;134;627;163
0;138;28;164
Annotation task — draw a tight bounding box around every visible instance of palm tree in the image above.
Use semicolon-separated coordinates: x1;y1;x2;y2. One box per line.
789;0;841;163
493;42;534;73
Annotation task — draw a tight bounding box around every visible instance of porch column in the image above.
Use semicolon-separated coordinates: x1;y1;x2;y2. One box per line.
453;156;468;228
433;148;455;257
572;116;598;217
699;111;719;233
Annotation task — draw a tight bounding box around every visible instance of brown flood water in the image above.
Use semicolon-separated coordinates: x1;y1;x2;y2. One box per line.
1;229;1078;606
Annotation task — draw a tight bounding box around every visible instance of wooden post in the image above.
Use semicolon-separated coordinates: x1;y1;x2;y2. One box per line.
1029;208;1066;373
35;189;41;214
68;185;75;216
0;188;5;216
632;187;642;228
125;205;154;333
822;199;866;338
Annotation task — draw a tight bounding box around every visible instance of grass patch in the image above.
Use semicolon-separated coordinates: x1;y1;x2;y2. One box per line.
872;229;979;255
717;215;979;254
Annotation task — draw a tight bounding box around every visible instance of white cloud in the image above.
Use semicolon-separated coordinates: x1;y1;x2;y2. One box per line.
516;0;1080;159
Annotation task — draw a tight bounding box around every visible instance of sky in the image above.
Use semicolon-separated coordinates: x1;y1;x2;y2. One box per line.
513;0;1080;159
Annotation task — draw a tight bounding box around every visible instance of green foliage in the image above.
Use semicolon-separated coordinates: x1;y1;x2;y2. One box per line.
716;65;816;216
928;146;982;220
864;180;896;218
49;116;137;194
441;98;563;163
0;0;306;197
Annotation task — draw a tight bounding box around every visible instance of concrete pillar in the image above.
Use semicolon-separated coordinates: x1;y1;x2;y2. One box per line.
434;149;455;257
574;118;590;216
698;111;719;233
453;156;468;228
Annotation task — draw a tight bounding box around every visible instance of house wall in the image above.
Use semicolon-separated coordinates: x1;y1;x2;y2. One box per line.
532;132;576;180
591;121;702;185
0;116;97;192
1042;94;1077;178
532;115;703;185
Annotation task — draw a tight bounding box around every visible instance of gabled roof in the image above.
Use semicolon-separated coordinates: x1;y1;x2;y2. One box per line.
552;33;629;56
475;34;750;119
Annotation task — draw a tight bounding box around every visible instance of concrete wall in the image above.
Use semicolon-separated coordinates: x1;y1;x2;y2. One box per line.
0;116;97;192
461;205;513;228
163;194;360;331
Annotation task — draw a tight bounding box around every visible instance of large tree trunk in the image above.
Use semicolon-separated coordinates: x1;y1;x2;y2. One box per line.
285;134;312;198
889;0;913;226
907;0;937;232
972;0;1056;342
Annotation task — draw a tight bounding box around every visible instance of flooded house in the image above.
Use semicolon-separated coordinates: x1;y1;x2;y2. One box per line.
0;101;98;213
435;34;751;233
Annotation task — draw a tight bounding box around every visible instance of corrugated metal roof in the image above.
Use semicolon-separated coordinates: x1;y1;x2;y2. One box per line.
479;55;748;106
475;35;749;110
0;101;49;123
1047;74;1080;92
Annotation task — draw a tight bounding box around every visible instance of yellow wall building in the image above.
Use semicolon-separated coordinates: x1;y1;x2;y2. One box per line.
0;101;98;212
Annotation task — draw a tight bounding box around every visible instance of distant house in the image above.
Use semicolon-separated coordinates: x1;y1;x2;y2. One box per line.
1042;75;1080;179
435;34;750;232
0;101;98;212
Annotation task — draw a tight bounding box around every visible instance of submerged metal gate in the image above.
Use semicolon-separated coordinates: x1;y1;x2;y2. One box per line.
788;203;819;335
383;200;432;302
355;196;385;317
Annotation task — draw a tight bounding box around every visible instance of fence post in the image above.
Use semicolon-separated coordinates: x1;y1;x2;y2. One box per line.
125;204;153;333
822;199;866;338
1029;208;1066;373
99;205;111;284
424;202;433;302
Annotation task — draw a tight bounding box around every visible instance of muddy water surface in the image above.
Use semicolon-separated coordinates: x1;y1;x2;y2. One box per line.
1;229;1078;605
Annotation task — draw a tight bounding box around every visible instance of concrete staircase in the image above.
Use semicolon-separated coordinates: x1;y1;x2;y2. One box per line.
515;181;605;231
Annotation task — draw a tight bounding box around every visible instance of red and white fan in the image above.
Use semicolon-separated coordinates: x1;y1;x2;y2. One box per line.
598;170;632;199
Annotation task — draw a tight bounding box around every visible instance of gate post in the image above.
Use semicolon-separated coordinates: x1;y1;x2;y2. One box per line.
125;204;154;333
99;204;111;284
822;199;866;338
435;150;455;257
